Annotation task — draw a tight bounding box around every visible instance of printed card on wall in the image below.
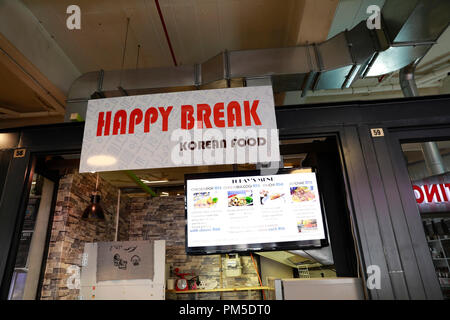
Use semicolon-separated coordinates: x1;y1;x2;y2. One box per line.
96;240;154;281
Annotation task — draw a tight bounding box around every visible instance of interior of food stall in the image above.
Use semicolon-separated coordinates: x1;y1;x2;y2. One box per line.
8;136;362;300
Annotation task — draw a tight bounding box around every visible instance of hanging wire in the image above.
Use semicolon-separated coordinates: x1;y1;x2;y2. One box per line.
136;44;141;70
119;17;131;87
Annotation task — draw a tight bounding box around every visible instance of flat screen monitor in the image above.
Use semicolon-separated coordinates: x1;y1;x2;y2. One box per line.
185;169;328;254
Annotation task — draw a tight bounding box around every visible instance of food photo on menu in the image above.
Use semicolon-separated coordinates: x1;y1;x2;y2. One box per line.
297;219;318;233
290;186;316;202
193;192;218;208
259;189;286;205
228;190;253;207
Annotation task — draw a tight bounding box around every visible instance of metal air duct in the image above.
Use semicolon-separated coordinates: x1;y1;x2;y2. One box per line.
65;0;450;121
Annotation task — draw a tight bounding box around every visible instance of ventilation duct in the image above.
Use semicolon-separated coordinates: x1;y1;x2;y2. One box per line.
65;0;450;120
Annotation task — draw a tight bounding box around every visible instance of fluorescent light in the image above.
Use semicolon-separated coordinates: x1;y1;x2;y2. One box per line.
291;168;313;174
284;165;293;168
142;179;168;184
161;192;169;197
87;155;117;167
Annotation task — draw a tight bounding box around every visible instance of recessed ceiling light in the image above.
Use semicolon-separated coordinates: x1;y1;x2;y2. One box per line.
142;179;168;184
87;155;117;167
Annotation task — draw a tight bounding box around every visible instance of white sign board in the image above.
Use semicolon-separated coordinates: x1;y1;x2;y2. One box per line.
80;86;280;172
186;172;326;248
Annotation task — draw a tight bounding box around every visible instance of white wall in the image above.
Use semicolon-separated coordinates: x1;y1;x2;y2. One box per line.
259;256;294;286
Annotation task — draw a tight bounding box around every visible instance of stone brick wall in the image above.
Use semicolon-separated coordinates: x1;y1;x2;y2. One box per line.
40;171;263;300
40;171;128;300
127;195;263;300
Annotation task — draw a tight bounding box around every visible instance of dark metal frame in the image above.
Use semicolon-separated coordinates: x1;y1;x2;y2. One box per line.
385;126;450;300
0;122;84;299
183;168;329;255
1;94;450;299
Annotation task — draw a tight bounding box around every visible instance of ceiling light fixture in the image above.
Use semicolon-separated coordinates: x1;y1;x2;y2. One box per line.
142;179;169;184
82;173;105;220
87;155;117;167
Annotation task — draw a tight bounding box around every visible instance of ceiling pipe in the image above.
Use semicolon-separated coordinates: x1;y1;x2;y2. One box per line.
399;61;420;97
155;0;178;67
399;61;446;176
306;76;439;97
64;0;450;120
124;170;157;197
421;142;446;176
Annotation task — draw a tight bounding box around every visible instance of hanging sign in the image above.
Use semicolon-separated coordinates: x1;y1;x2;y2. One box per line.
79;86;280;173
412;172;450;213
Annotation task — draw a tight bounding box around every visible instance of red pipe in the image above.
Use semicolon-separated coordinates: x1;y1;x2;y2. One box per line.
155;0;178;66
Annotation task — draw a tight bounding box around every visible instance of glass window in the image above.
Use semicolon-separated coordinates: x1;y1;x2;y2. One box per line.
401;140;450;300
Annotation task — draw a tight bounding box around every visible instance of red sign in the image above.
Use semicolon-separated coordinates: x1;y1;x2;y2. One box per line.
412;173;450;213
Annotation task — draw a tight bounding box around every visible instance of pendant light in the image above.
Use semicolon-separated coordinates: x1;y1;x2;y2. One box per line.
82;173;105;220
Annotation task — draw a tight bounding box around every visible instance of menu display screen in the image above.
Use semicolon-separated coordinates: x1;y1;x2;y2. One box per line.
185;170;327;254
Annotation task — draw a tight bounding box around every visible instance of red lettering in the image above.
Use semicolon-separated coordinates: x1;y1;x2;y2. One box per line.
104;111;111;136
424;184;441;203
243;100;262;126
129;109;143;134
96;112;105;136
158;106;173;131
144;108;158;133
413;185;424;204
197;104;212;128
112;110;127;135
227;101;242;127
439;184;449;202
181;105;195;130
213;102;225;127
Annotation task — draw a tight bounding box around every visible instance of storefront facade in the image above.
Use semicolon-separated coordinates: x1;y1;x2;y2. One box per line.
0;93;449;300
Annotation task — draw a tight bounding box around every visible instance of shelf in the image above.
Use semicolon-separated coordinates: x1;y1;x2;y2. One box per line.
167;286;273;294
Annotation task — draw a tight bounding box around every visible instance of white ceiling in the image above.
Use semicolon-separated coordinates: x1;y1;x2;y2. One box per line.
0;0;447;129
21;0;449;83
21;0;172;73
21;0;312;73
